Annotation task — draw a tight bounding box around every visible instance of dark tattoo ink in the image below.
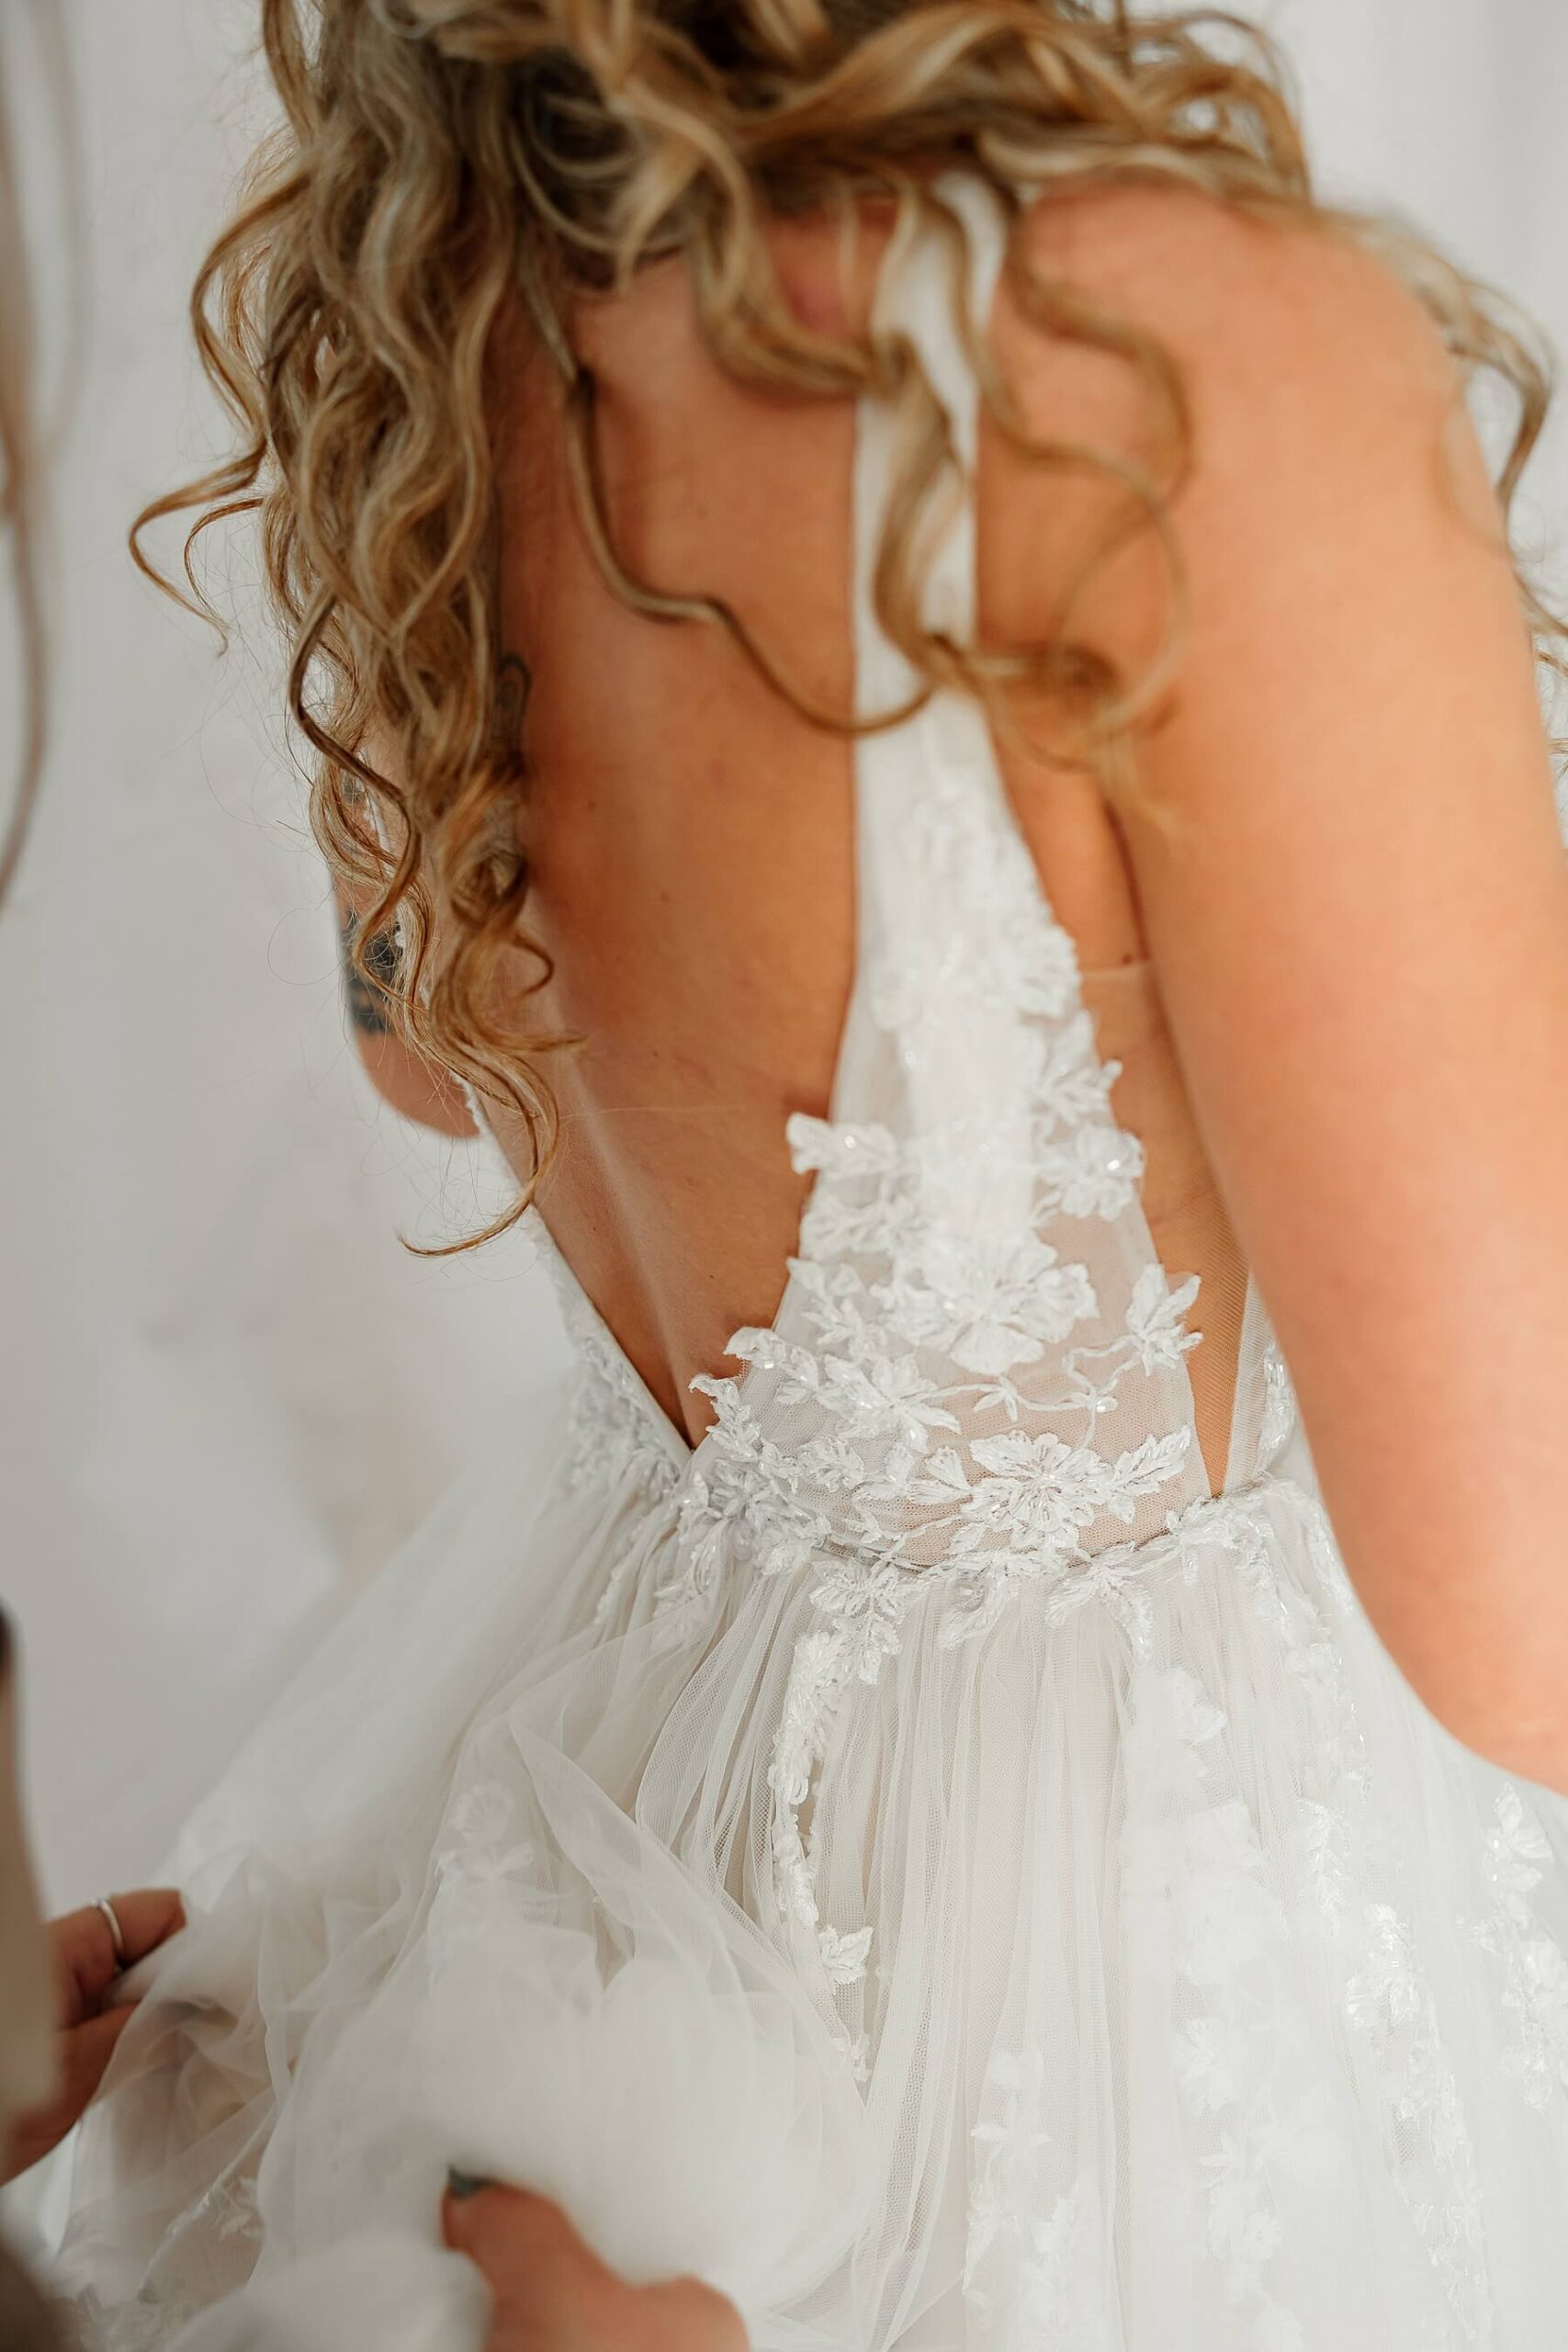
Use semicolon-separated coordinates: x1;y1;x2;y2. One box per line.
339;909;400;1039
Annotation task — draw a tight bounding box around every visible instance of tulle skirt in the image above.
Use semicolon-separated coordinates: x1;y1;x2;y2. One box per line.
48;1399;1568;2351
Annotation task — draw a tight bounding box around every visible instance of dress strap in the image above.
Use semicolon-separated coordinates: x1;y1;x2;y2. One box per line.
840;174;1033;1168
852;172;1010;718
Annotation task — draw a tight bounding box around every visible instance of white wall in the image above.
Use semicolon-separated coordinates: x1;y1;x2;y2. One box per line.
2;0;1564;1909
0;0;569;1910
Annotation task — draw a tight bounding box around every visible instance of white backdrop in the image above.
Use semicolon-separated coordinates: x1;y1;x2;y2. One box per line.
0;0;570;1911
2;0;1565;1910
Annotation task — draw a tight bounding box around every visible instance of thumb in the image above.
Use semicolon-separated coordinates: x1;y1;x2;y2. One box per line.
442;2175;604;2344
441;2174;583;2272
440;2180;750;2352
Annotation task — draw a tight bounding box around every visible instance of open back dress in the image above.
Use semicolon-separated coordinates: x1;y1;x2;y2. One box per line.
53;175;1568;2352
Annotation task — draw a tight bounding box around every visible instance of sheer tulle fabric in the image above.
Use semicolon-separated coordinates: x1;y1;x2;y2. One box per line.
51;177;1568;2350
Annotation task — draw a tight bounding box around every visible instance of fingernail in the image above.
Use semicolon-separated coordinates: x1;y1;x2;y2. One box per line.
446;2167;492;2200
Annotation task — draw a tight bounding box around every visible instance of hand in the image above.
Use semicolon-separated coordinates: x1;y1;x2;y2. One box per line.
0;1888;186;2186
441;2177;748;2352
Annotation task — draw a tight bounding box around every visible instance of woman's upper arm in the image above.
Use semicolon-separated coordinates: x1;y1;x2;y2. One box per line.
1002;191;1568;1777
335;886;479;1140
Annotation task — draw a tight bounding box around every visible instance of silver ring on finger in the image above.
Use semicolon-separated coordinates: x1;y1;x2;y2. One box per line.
95;1894;128;1969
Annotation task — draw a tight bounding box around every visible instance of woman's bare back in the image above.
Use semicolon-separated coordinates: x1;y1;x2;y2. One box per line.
486;196;1247;1482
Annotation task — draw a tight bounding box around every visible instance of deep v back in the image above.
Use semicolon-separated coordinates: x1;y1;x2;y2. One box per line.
489;174;1284;1507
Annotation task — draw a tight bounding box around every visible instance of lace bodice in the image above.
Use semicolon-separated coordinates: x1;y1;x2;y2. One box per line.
533;172;1297;1605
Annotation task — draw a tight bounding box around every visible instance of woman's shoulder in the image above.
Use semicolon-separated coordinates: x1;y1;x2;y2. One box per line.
983;176;1486;722
1009;175;1451;401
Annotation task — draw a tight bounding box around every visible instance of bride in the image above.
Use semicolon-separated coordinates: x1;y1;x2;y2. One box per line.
18;2;1568;2345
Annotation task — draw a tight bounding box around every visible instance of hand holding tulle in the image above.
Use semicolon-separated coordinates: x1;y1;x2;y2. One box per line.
442;2179;748;2352
1;1889;185;2186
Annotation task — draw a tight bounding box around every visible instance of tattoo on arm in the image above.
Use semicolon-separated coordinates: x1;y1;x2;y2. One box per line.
339;909;400;1039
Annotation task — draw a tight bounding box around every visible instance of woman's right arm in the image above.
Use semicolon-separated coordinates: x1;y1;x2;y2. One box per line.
1000;187;1568;1787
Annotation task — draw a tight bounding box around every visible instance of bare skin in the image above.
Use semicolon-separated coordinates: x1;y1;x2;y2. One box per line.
351;184;1568;1790
1;1889;186;2186
442;2184;746;2352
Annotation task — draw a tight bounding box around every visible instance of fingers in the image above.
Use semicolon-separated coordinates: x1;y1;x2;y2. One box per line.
442;2180;583;2273
640;2278;750;2352
443;2183;592;2351
441;2181;750;2352
50;1889;186;2019
1;2004;132;2186
101;1887;186;1966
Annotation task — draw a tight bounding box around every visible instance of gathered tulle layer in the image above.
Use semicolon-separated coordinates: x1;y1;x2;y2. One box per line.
47;1408;1568;2352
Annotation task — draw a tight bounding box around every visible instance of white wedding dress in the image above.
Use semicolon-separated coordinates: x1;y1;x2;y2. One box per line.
52;177;1568;2352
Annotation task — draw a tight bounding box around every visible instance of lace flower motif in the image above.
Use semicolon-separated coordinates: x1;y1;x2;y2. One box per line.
1120;1663;1341;2345
964;2049;1114;2349
1473;1783;1568;2114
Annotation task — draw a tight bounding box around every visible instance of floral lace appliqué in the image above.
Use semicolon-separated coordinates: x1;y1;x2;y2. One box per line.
964;2048;1113;2349
1120;1664;1338;2351
1472;1782;1568;2114
530;1212;683;1510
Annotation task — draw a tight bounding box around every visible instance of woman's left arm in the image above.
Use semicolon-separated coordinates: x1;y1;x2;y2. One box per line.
334;887;478;1139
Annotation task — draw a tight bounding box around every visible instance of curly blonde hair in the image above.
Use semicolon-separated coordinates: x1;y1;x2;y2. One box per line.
136;0;1565;1246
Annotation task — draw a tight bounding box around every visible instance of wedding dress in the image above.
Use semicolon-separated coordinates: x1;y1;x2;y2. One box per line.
51;175;1568;2352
